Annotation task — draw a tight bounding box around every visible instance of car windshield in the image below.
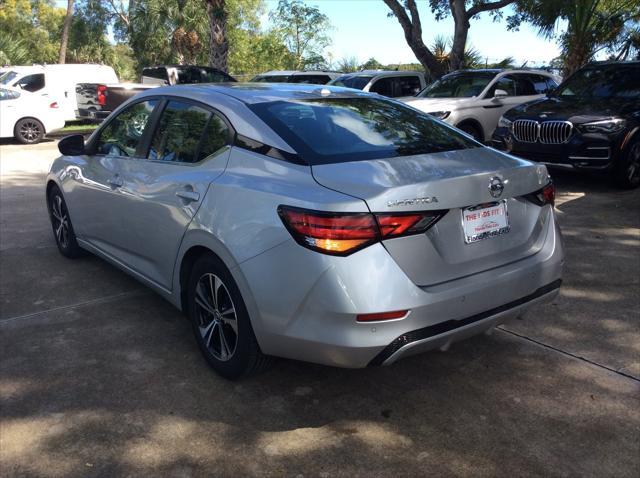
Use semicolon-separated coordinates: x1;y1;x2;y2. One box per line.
329;75;373;90
553;64;640;99
419;72;496;98
249;97;477;165
251;75;291;83
0;71;19;85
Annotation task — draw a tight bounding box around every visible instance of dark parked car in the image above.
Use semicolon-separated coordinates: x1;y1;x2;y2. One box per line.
77;65;236;121
491;61;640;188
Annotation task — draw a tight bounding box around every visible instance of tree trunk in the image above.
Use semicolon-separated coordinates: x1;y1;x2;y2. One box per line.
205;0;228;72
449;0;469;71
58;0;74;64
382;0;446;78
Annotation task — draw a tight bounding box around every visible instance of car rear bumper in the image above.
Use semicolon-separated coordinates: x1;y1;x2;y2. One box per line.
236;207;564;368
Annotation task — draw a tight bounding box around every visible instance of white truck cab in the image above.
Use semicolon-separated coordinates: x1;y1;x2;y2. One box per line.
0;64;118;122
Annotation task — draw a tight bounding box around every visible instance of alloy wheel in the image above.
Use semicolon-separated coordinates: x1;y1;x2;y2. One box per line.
626;142;640;184
19;120;42;143
194;273;238;362
51;194;70;249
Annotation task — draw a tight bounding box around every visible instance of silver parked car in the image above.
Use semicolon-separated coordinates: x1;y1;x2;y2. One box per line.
47;83;564;379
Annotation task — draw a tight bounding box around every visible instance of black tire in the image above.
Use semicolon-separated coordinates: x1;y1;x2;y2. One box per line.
457;122;484;143
14;118;45;144
187;253;272;380
47;185;83;258
613;138;640;189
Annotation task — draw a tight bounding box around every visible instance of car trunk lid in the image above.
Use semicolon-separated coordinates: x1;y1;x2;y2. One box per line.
311;147;552;286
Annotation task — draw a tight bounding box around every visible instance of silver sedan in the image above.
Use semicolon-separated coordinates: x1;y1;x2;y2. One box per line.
46;84;564;379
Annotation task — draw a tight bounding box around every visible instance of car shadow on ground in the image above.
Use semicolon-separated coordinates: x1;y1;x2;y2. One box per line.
1;166;639;477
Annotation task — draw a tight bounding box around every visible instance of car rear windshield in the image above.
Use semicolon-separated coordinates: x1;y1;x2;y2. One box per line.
249;97;478;165
553;64;640;99
419;71;496;98
0;71;19;85
330;75;373;90
175;67;236;84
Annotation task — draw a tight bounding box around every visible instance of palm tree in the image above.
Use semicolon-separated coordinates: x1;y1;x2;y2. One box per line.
430;36;482;72
0;33;29;65
521;0;638;76
204;0;228;72
58;0;75;64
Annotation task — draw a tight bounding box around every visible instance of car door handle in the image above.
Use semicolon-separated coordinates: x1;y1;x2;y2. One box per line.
107;176;123;188
175;190;200;203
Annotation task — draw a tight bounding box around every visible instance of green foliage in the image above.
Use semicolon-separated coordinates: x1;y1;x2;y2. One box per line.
511;0;640;74
0;0;65;64
359;57;385;70
336;56;360;73
0;31;30;65
270;0;332;69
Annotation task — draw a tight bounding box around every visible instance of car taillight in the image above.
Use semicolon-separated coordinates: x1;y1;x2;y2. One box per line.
49;102;59;109
97;84;107;106
526;182;555;207
278;206;446;256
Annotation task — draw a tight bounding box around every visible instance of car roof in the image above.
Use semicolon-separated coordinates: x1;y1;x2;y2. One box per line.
338;70;424;77
145;82;372;105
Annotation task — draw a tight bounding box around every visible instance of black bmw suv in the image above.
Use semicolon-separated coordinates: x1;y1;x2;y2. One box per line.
492;61;640;188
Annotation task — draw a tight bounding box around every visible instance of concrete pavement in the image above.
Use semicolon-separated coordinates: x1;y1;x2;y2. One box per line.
1;140;638;477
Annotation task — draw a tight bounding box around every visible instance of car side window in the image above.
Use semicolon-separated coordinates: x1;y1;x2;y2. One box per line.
148;101;212;163
198;114;231;161
487;76;516;97
370;77;394;96
395;76;422;96
96;100;159;157
513;74;537;96
17;74;45;92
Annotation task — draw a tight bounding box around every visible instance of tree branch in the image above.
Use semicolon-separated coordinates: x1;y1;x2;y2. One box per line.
467;0;515;19
107;0;130;26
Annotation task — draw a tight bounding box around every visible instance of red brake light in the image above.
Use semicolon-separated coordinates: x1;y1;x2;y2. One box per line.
49;102;58;109
278;206;446;256
542;182;555;206
375;212;445;239
527;182;555;207
97;84;107;106
278;207;378;255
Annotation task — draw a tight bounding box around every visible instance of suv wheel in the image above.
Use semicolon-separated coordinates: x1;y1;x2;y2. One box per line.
15;118;45;144
614;139;640;189
187;253;272;379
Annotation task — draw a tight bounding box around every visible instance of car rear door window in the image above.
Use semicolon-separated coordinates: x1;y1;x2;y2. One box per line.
197;114;231;161
17;74;45;92
395;76;422;96
148;101;212;163
370;77;394;96
512;74;537;96
96;100;159;157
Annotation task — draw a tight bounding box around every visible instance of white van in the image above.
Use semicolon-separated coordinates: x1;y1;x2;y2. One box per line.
0;64;118;122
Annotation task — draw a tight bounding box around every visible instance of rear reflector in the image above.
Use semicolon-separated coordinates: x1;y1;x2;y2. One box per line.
49;102;59;109
278;206;447;256
357;310;409;322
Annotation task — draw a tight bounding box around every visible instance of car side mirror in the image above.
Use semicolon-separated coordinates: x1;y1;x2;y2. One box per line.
494;89;508;99
58;134;86;156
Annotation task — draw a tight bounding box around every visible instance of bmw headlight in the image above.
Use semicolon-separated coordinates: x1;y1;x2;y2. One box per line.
578;118;627;134
428;111;450;120
498;116;512;130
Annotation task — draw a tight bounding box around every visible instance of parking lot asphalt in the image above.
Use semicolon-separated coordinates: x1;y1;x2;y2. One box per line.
1;139;639;477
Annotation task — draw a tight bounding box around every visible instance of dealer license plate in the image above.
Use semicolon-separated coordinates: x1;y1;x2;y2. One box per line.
462;201;510;244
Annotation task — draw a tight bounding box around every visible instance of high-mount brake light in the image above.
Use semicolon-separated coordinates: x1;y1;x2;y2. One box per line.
278;206;447;256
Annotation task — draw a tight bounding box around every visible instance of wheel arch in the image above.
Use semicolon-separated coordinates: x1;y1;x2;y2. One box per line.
455;118;485;142
174;231;266;345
